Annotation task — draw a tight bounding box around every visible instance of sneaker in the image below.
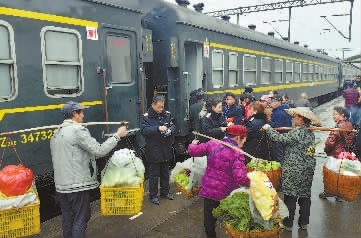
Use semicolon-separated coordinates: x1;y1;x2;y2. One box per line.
150;197;160;205
160;193;174;200
280;222;292;232
319;192;333;199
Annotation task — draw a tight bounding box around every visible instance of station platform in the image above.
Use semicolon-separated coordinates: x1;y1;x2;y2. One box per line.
37;97;361;238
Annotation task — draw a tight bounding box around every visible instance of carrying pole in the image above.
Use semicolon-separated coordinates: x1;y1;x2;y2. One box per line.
274;127;356;132
0;121;129;136
192;131;257;160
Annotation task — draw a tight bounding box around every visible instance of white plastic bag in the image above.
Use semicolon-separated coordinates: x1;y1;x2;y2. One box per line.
101;148;145;187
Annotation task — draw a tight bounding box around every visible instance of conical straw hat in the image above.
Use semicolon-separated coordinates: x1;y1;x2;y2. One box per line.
284;107;322;127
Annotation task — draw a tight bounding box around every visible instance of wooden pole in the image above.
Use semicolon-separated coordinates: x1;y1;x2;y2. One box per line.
274;127;356;132
192;131;258;160
0;121;129;136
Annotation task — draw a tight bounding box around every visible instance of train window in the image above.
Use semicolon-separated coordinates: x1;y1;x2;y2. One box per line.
314;65;320;81
309;64;314;81
285;60;293;83
0;21;17;102
106;35;131;84
302;63;310;81
243;55;257;86
260;57;271;85
274;59;283;83
41;27;83;97
212;50;224;88
294;62;301;82
228;52;239;87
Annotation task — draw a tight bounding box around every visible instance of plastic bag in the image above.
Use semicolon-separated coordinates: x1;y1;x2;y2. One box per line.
170;156;207;191
101;149;145;187
325;157;361;176
248;171;279;221
191;156;207;187
0;164;34;197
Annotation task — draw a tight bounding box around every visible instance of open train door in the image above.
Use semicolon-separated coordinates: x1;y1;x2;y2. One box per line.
183;42;204;119
99;27;141;134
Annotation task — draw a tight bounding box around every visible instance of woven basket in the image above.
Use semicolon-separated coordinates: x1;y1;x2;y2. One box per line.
175;182;199;199
225;223;281;238
247;168;281;191
323;165;361;201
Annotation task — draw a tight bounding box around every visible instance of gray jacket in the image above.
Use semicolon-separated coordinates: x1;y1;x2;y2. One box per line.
50;120;120;193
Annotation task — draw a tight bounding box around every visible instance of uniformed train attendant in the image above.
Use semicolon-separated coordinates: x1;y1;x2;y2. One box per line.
141;95;176;205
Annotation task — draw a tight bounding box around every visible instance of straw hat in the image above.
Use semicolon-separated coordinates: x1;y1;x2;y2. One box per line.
284;107;322;127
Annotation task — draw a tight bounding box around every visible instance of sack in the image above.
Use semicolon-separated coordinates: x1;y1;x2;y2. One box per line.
0;164;34;197
248;171;279;221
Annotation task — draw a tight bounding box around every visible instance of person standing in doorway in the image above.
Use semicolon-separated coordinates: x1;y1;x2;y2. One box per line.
50;101;128;238
141;95;176;205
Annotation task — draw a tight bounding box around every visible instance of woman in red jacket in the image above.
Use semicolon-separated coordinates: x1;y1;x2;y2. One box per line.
320;106;355;200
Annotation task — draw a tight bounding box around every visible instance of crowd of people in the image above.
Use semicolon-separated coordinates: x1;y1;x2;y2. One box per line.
51;82;361;237
187;86;360;237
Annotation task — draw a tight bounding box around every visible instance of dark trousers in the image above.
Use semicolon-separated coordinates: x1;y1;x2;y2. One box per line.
57;190;91;238
204;198;220;238
148;161;170;198
283;194;311;227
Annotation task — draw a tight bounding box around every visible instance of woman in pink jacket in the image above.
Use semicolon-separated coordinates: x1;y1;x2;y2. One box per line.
188;125;249;238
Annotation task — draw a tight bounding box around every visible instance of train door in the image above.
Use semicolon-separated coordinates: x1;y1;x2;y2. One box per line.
100;27;140;133
184;43;203;117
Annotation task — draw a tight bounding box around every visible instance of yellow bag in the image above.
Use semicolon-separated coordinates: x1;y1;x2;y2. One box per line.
248;171;279;220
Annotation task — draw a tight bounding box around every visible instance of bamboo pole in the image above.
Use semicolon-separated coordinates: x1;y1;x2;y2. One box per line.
0;121;128;136
192;131;258;160
274;127;356;132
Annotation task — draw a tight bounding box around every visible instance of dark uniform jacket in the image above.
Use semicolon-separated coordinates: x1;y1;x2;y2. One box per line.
200;111;226;142
141;108;176;163
243;112;270;162
222;104;244;125
189;100;204;131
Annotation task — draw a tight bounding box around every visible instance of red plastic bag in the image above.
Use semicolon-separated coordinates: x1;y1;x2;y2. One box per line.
337;152;358;161
0;164;34;196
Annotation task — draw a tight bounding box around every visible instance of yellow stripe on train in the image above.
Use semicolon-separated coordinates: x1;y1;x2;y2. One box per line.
0;101;103;121
206;80;337;95
0;7;98;27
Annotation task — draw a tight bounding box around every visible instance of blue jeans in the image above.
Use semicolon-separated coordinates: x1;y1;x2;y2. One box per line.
57;190;91;238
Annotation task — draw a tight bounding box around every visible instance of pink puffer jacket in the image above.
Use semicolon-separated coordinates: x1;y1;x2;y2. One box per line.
188;137;249;201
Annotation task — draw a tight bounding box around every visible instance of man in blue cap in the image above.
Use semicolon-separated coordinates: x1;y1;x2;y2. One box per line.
50;101;128;238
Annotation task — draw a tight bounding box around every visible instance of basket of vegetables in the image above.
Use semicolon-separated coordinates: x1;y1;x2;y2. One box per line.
174;169;199;199
100;149;145;215
213;191;281;238
171;157;207;199
247;159;281;191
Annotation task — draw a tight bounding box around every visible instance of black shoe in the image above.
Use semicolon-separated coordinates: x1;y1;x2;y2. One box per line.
150;197;160;205
280;222;292;232
160;193;174;200
319;192;333;199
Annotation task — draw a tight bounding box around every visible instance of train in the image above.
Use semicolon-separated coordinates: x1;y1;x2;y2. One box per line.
0;0;360;219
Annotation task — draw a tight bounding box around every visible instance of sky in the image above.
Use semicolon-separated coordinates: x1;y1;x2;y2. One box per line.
164;0;360;60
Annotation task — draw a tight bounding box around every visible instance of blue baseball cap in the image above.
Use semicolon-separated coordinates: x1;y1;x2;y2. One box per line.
61;101;89;115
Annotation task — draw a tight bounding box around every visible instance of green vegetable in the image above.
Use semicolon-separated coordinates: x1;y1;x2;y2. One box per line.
212;192;251;232
247;159;281;171
174;171;189;188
